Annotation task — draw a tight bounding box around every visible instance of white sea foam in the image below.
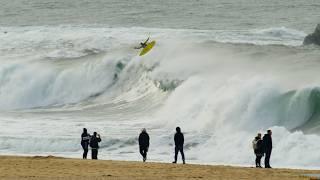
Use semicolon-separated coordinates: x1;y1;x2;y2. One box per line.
0;26;320;169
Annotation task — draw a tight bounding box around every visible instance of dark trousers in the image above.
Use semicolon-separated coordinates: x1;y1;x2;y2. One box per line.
174;146;185;163
92;149;98;160
255;155;262;167
265;149;272;168
139;146;148;160
81;142;88;159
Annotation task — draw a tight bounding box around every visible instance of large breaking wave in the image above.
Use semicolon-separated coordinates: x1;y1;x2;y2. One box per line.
1;26;320;169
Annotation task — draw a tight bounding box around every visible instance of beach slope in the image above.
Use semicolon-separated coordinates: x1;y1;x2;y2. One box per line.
0;156;319;180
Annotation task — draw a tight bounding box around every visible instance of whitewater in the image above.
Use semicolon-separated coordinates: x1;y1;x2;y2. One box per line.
0;25;320;168
1;0;320;170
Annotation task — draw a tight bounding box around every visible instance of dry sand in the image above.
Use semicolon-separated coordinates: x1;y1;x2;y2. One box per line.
0;155;319;180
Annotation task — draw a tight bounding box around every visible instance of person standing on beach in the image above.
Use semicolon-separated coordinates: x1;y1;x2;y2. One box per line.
263;130;272;168
81;128;91;159
252;133;263;168
138;128;150;162
90;132;101;160
172;127;185;164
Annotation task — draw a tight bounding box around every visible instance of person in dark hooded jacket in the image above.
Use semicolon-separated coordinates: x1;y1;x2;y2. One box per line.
172;127;185;164
263;130;272;168
252;133;263;168
90;132;101;160
81;128;91;159
138;128;150;162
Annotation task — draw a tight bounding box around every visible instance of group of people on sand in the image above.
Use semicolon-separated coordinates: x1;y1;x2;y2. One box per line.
252;129;273;168
81;128;101;159
80;127;186;164
138;127;185;164
81;127;273;168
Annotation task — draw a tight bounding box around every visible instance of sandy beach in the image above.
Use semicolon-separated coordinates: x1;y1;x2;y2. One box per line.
0;156;319;180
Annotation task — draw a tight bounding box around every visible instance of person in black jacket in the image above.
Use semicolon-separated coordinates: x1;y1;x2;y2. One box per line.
263;130;272;168
252;133;263;168
81;128;91;159
172;127;185;164
138;128;150;162
90;132;101;160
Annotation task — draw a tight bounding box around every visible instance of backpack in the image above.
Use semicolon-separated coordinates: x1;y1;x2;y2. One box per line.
252;139;258;150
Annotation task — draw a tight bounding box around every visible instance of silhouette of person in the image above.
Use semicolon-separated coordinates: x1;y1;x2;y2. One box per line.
172;127;185;164
135;37;149;49
90;132;101;160
81;128;91;159
138;128;150;162
252;133;263;168
263;130;272;168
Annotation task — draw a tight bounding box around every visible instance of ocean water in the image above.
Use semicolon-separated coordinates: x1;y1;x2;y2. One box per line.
0;0;320;169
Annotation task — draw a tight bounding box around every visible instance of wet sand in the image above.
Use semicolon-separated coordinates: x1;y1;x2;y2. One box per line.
0;155;319;180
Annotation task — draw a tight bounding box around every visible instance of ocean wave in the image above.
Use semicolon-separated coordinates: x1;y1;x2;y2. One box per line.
1;25;320;168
